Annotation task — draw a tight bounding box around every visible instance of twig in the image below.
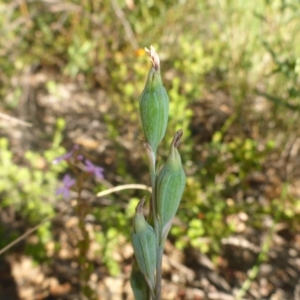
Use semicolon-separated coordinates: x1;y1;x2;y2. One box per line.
97;184;151;197
0;112;32;127
0;216;54;256
0;184;150;256
110;0;139;50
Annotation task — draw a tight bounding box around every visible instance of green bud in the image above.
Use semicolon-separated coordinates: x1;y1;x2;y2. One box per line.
139;46;169;155
131;198;157;291
130;259;150;300
155;130;186;239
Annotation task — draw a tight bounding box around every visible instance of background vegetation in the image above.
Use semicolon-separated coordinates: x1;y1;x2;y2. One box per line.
1;0;300;299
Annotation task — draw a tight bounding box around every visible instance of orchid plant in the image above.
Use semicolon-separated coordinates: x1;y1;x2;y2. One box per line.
54;47;185;300
130;46;186;300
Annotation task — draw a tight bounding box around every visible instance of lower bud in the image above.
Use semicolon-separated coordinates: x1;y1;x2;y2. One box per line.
131;198;157;291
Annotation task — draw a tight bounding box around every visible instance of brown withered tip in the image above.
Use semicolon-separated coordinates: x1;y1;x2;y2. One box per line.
136;197;146;213
145;46;160;71
172;129;183;148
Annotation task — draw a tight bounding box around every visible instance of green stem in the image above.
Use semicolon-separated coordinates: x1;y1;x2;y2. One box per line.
146;148;162;300
155;245;164;300
149;155;163;300
145;145;164;300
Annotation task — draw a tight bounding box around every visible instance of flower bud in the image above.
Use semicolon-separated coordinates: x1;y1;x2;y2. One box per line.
155;130;186;239
130;259;149;300
131;198;157;291
139;46;169;155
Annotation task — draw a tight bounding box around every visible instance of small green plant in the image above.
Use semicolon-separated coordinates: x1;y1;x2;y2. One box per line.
130;47;186;300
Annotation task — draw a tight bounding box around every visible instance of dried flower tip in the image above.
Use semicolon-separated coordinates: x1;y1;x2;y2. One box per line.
145;46;160;70
172;129;183;148
136;196;146;213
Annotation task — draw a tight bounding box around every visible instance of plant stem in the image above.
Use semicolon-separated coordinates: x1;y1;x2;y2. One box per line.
148;152;163;300
145;146;162;300
155;245;164;300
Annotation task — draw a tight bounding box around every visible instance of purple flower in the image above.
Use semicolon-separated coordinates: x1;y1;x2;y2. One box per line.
77;154;84;161
52;145;79;164
84;159;104;179
56;174;76;199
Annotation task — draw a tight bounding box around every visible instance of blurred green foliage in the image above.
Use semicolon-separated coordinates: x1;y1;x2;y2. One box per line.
0;119;66;222
0;118;67;258
1;0;300;275
93;198;139;275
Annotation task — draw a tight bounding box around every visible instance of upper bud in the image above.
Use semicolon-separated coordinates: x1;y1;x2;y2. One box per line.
132;197;149;234
139;46;169;155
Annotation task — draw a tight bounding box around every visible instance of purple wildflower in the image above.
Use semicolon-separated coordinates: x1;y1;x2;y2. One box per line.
77;154;84;161
84;159;104;179
56;174;76;199
52;145;79;164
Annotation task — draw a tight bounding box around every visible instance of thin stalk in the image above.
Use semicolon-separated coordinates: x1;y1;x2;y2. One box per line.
155;245;164;300
149;156;161;300
149;153;163;300
145;144;162;300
